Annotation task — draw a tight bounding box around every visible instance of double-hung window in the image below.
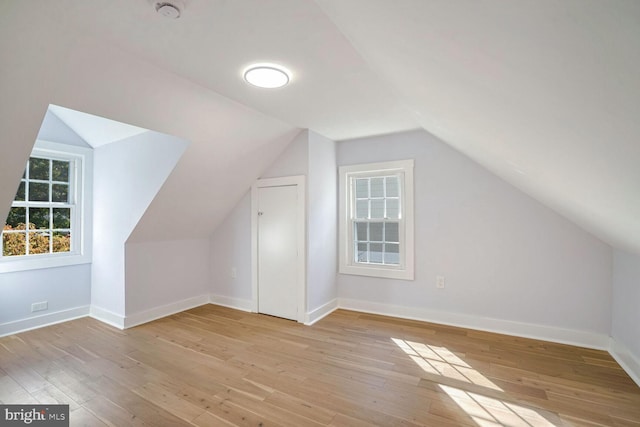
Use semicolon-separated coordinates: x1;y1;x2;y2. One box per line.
1;141;91;272
339;159;414;280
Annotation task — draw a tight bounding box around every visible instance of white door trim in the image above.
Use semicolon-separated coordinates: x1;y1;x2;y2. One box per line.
251;175;306;323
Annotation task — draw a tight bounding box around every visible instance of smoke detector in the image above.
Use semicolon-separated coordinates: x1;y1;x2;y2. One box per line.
152;0;185;19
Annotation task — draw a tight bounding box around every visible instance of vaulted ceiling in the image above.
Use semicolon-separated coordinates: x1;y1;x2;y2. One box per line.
1;0;638;253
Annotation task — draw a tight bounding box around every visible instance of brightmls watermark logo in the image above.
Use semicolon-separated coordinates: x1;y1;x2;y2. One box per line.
0;405;68;426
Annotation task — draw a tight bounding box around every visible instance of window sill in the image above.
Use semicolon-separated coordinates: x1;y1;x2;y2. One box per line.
0;253;91;274
339;263;414;281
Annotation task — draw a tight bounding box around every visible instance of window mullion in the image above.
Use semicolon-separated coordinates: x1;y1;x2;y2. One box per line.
48;156;53;255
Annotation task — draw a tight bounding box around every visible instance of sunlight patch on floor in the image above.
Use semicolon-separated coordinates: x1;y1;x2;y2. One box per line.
439;384;557;427
392;338;558;427
392;338;502;391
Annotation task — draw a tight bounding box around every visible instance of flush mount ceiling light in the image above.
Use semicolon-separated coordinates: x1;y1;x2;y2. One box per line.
152;0;185;19
243;64;291;89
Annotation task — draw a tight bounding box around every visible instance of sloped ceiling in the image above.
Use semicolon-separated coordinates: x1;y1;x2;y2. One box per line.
1;0;638;254
316;0;640;255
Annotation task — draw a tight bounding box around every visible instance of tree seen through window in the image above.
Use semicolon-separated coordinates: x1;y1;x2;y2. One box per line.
2;156;73;256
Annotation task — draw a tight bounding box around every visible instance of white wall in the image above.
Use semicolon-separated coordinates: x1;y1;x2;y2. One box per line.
0;264;91;336
210;130;309;309
210;129;339;321
261;130;309;179
307;131;337;316
209;192;253;309
337;130;612;347
91;130;187;325
125;238;210;324
0;111;93;336
611;249;640;385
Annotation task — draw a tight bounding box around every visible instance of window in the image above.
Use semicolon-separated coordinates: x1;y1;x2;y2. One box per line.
1;141;91;272
339;159;414;280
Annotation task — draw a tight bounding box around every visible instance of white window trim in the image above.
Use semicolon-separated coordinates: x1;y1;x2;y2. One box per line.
0;140;93;273
339;159;414;280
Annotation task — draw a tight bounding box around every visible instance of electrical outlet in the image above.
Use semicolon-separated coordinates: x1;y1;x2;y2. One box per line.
436;276;445;289
31;301;48;312
231;267;237;279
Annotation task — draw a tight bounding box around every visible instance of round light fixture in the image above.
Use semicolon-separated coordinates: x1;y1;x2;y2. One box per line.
243;64;291;89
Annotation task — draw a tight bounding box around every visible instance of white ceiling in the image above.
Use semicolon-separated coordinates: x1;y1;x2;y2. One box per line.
1;0;639;254
37;0;418;141
315;0;640;254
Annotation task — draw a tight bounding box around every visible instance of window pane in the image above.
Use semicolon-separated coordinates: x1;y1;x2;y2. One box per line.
371;177;384;197
369;243;383;263
386;198;399;219
386;176;399;197
52;184;69;203
342;161;412;277
29;182;49;202
52;160;69;182
29;158;49;180
371;199;384;219
53;208;71;229
355;179;368;198
370;223;383;242
15;181;25;201
53;232;71;253
29;231;50;254
6;207;26;228
355;222;368;241
6;152;81;259
29;208;50;229
384;243;400;265
385;222;399;243
3;232;26;256
357;243;368;262
356;200;369;219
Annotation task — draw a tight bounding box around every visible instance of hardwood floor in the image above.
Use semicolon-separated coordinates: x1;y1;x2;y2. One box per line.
1;305;639;426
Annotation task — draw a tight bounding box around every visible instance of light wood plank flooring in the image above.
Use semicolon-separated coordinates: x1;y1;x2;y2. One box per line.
1;305;639;426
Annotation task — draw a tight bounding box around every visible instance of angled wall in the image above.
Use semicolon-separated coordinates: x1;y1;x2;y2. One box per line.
91;131;188;327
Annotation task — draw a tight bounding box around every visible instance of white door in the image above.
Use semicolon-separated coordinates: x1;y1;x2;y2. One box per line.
257;184;299;320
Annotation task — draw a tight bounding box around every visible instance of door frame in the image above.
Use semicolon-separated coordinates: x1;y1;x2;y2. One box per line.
251;175;306;323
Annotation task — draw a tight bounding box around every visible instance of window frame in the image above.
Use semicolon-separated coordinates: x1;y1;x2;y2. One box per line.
339;159;414;280
0;140;92;273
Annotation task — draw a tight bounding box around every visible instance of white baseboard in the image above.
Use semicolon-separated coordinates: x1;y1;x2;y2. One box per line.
609;338;640;387
124;294;210;328
0;305;90;338
90;305;125;329
338;298;610;350
209;294;253;312
305;298;339;325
